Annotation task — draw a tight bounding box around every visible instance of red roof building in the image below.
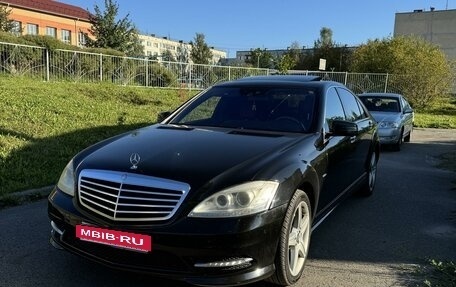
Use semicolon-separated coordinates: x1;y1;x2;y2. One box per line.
0;0;92;46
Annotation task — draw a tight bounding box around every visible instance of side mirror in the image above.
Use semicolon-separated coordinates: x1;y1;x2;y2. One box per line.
331;120;358;136
157;111;171;122
403;108;413;114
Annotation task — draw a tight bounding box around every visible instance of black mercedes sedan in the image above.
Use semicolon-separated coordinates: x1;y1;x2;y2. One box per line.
48;75;379;286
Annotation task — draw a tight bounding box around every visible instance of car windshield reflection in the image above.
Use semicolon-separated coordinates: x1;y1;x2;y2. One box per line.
360;97;401;113
171;87;317;133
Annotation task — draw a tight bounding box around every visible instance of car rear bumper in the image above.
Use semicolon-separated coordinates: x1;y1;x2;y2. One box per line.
48;187;286;286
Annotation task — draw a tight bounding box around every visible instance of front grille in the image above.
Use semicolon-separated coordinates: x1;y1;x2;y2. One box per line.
78;170;190;221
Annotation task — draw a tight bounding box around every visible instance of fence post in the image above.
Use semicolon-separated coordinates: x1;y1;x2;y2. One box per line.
228;66;231;81
145;58;149;87
344;72;348;85
384;73;389;93
189;64;192;92
45;49;50;82
99;53;103;82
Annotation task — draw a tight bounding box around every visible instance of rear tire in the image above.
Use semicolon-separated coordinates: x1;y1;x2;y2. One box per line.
268;190;311;286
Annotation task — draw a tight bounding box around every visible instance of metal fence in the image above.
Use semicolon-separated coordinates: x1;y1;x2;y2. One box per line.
0;41;400;93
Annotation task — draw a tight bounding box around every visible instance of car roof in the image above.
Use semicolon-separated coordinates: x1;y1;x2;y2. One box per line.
233;75;322;82
215;75;344;89
358;93;402;98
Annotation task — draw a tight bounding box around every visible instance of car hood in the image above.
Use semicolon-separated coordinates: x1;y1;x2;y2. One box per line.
369;111;401;123
77;125;307;190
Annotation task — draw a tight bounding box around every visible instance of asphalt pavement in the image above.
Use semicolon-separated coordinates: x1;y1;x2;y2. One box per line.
1;128;455;287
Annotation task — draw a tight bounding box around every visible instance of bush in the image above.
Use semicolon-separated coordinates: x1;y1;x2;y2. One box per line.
147;63;178;87
22;35;74;51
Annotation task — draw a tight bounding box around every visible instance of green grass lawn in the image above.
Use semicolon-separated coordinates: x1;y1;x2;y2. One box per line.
0;75;192;196
414;96;456;129
0;75;455;196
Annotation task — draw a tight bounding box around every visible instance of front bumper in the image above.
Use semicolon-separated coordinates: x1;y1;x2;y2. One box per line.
378;128;401;144
48;187;286;286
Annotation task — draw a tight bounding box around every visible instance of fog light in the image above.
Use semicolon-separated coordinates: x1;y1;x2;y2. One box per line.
194;257;253;268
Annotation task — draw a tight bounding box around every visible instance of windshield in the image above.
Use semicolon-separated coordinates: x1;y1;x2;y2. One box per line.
170;86;318;133
359;96;401;113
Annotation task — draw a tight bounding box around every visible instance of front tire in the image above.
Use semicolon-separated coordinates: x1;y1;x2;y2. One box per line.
404;130;411;142
358;151;378;197
392;129;403;151
269;190;311;286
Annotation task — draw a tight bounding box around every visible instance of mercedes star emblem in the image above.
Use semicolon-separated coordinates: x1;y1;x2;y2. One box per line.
129;153;141;170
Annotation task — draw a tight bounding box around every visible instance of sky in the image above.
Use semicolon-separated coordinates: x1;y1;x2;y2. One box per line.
62;0;454;57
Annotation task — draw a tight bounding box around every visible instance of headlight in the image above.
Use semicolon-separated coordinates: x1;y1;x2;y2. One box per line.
378;121;399;129
188;181;279;218
57;159;75;196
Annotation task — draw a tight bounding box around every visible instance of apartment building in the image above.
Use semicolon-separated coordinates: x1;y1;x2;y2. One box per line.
0;0;91;47
139;34;227;64
394;8;456;60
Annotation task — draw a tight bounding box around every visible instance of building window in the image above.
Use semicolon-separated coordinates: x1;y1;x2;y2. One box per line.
11;21;22;36
78;32;87;47
46;27;57;38
153;43;158;48
26;23;38;35
147;41;151;46
61;29;71;44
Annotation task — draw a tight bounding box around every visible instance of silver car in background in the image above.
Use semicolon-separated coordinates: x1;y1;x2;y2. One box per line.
358;93;414;151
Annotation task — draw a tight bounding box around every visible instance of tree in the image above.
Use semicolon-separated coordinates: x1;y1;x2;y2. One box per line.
314;27;334;49
86;0;143;57
295;27;352;71
245;48;273;68
190;33;213;64
161;49;176;62
275;54;296;74
176;43;189;63
350;36;452;109
0;5;16;33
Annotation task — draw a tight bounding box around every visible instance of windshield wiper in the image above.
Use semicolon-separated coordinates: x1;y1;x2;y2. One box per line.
228;129;283;137
157;124;194;130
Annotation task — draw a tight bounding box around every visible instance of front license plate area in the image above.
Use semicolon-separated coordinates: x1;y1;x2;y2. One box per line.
76;224;152;253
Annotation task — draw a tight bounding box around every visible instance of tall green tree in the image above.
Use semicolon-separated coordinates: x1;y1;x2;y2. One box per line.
350;36;452;109
314;27;334;49
190;33;213;64
86;0;143;56
0;5;16;33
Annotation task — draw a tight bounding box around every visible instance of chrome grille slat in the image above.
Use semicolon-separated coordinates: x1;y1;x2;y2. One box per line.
118;195;180;203
116;203;176;208
80;180;121;192
120;188;182;197
80;185;119;199
78;169;190;222
115;210;172;214
80;190;117;205
80;197;116;213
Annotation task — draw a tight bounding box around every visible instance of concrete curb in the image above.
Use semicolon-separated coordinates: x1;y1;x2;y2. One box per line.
0;185;54;209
